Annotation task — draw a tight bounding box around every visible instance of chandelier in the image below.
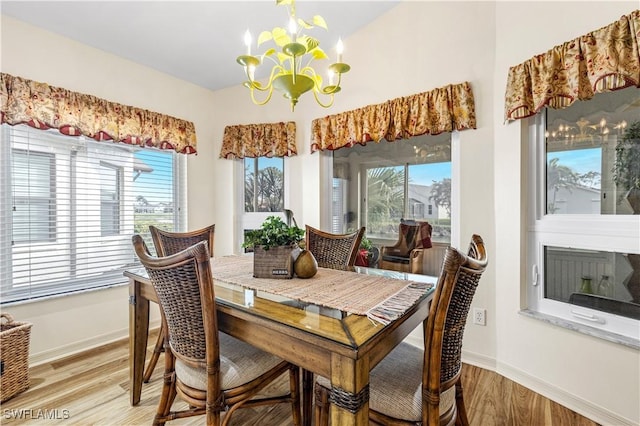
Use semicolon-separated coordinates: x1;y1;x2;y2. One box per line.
546;116;628;147
236;0;350;111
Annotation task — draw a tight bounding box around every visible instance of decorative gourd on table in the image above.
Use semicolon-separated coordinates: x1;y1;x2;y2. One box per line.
294;249;318;278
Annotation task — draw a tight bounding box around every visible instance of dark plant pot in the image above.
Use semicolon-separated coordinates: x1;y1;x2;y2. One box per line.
253;245;301;279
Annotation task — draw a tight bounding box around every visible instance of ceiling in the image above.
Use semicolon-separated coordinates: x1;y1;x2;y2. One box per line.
1;1;399;91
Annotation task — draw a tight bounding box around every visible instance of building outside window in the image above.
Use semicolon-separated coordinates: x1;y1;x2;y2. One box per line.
11;149;56;244
0;124;185;303
100;162;122;236
527;87;640;342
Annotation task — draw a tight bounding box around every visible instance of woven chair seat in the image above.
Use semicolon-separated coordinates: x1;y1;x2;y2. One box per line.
175;333;288;391
316;342;455;422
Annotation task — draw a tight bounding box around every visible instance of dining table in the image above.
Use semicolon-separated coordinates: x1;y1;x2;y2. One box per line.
125;254;436;426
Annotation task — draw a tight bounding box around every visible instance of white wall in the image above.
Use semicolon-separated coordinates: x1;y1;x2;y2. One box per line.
493;2;639;425
2;2;639;424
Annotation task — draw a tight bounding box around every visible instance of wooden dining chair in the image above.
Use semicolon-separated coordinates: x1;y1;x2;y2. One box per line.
132;235;301;426
305;225;365;268
314;234;488;426
143;224;215;383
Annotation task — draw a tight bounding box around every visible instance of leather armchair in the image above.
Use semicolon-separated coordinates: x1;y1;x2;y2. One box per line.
379;220;432;273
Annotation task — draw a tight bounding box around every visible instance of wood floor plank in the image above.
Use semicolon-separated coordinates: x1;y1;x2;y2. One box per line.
0;333;600;425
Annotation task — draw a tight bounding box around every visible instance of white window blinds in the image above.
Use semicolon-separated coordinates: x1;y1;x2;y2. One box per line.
0;124;186;303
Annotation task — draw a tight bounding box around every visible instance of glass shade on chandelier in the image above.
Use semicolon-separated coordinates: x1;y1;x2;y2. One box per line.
236;0;350;111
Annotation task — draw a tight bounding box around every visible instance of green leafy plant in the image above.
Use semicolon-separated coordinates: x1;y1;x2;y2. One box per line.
613;120;640;193
243;215;305;250
359;235;372;251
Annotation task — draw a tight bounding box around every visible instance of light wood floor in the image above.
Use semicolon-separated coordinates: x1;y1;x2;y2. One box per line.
1;331;599;425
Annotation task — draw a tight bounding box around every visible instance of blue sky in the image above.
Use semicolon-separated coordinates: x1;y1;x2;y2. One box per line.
134;150;174;203
409;162;451;186
548;148;601;176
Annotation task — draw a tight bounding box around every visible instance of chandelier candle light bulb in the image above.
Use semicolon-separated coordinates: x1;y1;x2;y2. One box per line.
244;30;252;55
236;0;350;111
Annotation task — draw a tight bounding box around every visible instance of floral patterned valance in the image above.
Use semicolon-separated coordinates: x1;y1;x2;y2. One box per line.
0;73;197;154
310;81;476;152
504;10;640;121
220;121;297;159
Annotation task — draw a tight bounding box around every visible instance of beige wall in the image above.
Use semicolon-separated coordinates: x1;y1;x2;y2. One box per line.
493;2;639;425
1;2;639;424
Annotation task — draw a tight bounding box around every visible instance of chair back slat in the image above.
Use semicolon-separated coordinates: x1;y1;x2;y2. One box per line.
305;226;365;268
150;224;215;258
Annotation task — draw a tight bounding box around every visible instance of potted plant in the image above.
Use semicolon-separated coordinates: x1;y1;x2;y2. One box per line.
613;120;640;214
243;216;305;278
355;234;379;267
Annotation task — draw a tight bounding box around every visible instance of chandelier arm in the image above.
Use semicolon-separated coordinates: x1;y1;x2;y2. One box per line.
250;84;275;106
248;65;285;93
312;90;335;108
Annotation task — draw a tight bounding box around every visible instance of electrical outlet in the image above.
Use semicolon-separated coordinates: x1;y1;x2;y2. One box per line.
473;308;486;326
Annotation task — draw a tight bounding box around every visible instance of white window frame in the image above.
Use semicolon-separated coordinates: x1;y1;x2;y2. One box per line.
526;113;640;344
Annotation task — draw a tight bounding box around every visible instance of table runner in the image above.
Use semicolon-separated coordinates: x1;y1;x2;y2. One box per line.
211;255;434;325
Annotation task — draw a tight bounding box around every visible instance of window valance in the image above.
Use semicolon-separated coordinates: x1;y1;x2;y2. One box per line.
220;121;297;159
0;73;197;154
504;10;640;121
310;81;476;152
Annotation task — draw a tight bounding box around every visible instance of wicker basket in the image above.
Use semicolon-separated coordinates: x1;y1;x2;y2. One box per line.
253;245;301;279
0;313;32;402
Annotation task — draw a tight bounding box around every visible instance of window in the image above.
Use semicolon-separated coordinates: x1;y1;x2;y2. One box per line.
244;157;284;212
11;149;56;244
0;124;186;303
527;87;640;343
332;133;451;244
100;162;122;236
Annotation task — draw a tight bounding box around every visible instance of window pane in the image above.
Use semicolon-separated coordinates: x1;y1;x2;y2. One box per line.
332;133;451;244
546;88;640;215
366;165;404;240
12;149;55;243
2;124;183;303
544;246;640;320
100;163;120;236
408;163;451;242
244;157;284;212
132;149;177;251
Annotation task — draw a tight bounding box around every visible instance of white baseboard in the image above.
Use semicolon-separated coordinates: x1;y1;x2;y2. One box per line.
461;349;497;371
29;319;161;367
497;360;636;426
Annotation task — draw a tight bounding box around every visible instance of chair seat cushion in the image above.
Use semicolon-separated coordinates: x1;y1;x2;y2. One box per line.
175;332;285;391
316;342;455;422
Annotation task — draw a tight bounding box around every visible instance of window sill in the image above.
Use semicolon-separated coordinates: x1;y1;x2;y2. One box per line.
519;309;640;350
1;281;129;308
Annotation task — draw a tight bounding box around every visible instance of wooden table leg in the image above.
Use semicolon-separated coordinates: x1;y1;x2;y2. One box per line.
302;368;313;426
129;278;149;406
329;354;369;425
